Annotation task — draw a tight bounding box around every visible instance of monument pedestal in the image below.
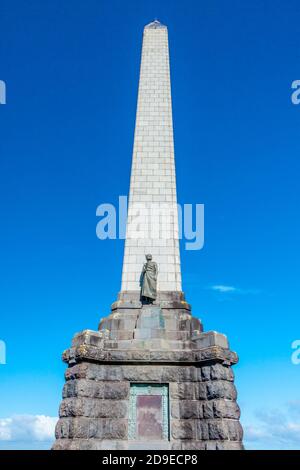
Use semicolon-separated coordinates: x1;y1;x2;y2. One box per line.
53;293;243;450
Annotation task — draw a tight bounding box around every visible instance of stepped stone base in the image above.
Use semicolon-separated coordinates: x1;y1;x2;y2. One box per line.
53;292;243;450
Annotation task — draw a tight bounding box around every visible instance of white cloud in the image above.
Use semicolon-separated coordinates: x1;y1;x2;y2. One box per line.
210;285;261;295
244;404;300;450
0;415;57;443
211;284;238;293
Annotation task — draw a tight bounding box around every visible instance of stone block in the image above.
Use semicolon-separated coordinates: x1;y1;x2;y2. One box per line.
71;330;104;348
101;317;136;332
171;420;196;440
205;441;217;450
86;364;124;381
149;350;192;362
213;400;240;419
216;441;244;450
65;363;89;381
55;418;70;439
53;438;128;450
171;441;206;450
52;439;69;450
62;381;75;398
63;417;84;439
208;420;229;440
227;419;244;441
59;417;125;440
171;400;203;419
64;379;129;400
203;402;214;419
109;330;134;340
164;366;197;382
94;419;128;440
107;350;144;361
103;382;130;400
192;331;229;350
128;350;151;361
169;382;195;400
210;363;234;381
206;381;237;401
122;365;163;382
59;398;127;419
200;366;211;381
194;383;207;400
136;307;165;329
196;420;209;440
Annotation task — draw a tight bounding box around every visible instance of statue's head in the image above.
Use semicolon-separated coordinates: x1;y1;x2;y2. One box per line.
146;254;152;261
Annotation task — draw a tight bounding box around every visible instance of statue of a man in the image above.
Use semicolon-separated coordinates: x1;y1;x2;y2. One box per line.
140;254;158;303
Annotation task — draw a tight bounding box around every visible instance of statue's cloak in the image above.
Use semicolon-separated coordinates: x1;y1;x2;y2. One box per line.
141;261;158;299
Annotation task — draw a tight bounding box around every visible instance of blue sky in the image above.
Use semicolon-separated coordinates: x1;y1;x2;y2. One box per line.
1;0;300;449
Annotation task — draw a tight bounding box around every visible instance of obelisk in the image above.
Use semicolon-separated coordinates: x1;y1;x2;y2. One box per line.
53;20;244;451
121;19;181;294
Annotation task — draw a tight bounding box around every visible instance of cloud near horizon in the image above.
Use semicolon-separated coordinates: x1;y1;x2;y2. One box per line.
0;407;299;450
244;402;300;450
0;415;57;443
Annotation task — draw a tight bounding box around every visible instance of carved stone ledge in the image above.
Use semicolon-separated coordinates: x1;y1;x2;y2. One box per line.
62;342;238;367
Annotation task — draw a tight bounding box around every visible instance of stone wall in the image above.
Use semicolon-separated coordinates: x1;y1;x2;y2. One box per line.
53;362;243;450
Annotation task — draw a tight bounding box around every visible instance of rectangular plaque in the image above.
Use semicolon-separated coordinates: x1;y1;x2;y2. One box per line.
128;384;169;441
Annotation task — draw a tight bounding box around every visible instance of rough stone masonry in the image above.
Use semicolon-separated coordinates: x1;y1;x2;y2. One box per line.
53;20;244;450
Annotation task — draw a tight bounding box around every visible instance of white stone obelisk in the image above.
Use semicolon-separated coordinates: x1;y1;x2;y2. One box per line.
121;20;182;293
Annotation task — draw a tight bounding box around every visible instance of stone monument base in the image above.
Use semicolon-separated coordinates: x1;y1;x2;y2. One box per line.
53;292;243;450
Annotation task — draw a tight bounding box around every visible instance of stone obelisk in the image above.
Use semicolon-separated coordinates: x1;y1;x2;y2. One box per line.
121;19;181;294
53;20;243;450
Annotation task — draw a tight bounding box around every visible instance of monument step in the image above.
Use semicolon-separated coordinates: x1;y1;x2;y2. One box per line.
127;440;171;450
103;338;191;350
107;329;191;341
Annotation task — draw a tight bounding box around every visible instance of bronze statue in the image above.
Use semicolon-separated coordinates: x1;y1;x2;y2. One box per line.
140;254;158;303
